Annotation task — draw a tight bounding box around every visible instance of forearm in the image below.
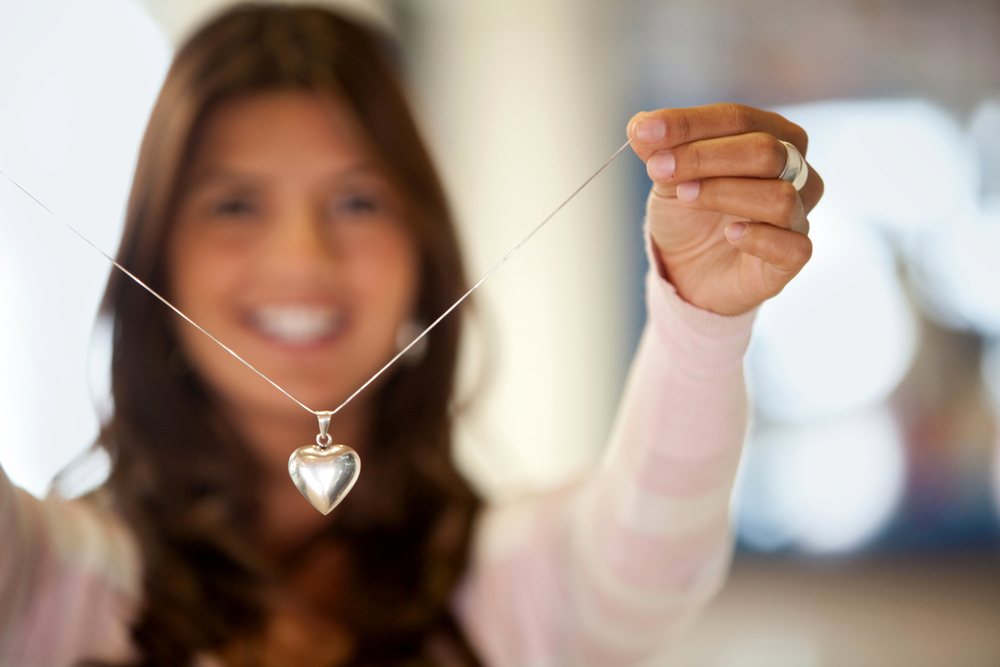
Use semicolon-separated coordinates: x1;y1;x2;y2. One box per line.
0;462;141;663
457;264;754;667
0;463;42;651
561;267;754;664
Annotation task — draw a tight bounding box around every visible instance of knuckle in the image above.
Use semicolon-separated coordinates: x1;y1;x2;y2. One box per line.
790;235;813;267
682;143;703;176
773;183;800;219
724;103;754;134
673;112;693;145
755;133;786;175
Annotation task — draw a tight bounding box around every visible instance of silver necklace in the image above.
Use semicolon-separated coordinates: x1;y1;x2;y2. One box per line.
0;138;632;514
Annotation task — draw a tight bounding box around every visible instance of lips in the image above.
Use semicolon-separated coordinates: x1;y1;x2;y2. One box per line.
247;305;345;345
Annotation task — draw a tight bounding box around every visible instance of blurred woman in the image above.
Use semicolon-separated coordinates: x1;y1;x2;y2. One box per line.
0;3;821;666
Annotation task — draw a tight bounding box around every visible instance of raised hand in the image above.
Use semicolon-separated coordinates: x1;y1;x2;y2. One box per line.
628;103;824;316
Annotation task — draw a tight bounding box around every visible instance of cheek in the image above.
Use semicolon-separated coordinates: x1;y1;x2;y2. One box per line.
168;229;243;312
351;228;421;321
165;229;249;362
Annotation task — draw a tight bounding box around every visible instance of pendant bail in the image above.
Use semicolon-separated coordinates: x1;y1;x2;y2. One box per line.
316;411;333;449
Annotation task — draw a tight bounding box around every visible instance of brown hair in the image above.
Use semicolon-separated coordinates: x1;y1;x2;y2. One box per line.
93;4;481;665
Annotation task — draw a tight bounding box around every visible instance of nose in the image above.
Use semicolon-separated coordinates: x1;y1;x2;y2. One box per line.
263;201;337;278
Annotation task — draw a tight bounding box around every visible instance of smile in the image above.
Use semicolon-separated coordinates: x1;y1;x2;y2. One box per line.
248;305;345;345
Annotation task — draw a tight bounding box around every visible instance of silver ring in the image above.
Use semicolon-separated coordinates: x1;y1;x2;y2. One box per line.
779;141;809;191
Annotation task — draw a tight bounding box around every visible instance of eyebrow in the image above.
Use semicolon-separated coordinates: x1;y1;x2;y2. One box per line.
189;163;386;188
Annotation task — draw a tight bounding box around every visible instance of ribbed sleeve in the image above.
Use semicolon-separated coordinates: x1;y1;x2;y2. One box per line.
0;464;141;666
455;265;756;667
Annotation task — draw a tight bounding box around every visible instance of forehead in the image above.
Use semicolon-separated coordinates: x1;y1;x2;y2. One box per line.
190;91;375;172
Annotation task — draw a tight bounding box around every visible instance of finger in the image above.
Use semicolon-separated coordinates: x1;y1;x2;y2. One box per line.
646;133;788;182
648;144;823;214
628;103;808;159
725;221;813;282
675;177;809;234
645;132;824;213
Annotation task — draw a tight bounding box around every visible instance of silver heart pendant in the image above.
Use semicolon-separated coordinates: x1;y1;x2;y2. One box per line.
287;443;361;515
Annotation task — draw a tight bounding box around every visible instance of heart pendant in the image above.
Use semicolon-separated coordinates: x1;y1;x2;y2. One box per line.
287;443;361;515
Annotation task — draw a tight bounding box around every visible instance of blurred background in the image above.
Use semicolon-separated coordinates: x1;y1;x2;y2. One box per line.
1;0;998;664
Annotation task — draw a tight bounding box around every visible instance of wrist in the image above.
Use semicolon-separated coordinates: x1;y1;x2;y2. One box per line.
648;236;757;317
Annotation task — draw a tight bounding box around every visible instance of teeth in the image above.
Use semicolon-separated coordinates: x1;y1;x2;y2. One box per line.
252;306;342;343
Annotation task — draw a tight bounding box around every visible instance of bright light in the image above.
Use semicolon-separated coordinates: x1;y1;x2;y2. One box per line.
737;408;907;554
983;339;1000;410
747;101;968;424
0;241;32;484
993;442;1000;527
777;101;978;236
969;100;1000;197
982;340;1000;522
908;198;1000;335
748;212;918;423
739;99;1000;552
0;0;170;496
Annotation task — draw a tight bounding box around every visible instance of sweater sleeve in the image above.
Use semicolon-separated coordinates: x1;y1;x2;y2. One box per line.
454;261;756;667
0;463;142;666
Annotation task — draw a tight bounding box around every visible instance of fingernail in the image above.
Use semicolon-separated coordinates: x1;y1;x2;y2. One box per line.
726;222;746;241
648;152;675;180
637;117;666;143
677;180;700;202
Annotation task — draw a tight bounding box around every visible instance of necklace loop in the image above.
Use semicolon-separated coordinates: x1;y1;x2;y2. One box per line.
316;411;333;449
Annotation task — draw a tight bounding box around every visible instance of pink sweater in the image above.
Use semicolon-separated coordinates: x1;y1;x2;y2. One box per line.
0;265;755;667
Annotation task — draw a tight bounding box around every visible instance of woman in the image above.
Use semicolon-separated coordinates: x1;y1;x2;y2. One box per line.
0;4;822;667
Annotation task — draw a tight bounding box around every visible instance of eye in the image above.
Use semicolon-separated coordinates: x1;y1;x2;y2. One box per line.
333;192;381;218
212;196;257;218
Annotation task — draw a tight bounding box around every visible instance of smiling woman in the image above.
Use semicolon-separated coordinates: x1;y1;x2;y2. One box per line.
167;93;422;469
89;7;477;663
0;3;822;667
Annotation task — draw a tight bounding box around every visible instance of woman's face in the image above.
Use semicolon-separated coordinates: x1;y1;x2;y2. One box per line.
167;92;420;425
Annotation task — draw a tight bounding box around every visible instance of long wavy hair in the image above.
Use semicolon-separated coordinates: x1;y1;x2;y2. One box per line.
92;4;481;665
